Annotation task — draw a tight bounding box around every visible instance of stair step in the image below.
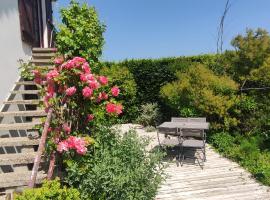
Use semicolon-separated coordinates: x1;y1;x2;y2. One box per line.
30;59;53;64
36;65;55;70
0;171;46;188
0;152;37;165
3;100;41;105
32;47;57;53
0;137;39;146
32;53;56;58
10;90;40;94
0;110;46;117
0;122;42;131
15;81;37;86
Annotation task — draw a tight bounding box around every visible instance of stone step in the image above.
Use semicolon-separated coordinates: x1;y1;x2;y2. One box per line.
30;59;53;64
32;47;57;53
15;81;37;86
32;53;56;58
3;100;41;105
0;137;39;146
0;171;46;188
0;122;42;131
0;110;46;117
0;152;37;165
15;81;37;85
35;65;55;70
10;90;40;94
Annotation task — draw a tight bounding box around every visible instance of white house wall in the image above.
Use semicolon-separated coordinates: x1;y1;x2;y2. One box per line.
0;0;32;108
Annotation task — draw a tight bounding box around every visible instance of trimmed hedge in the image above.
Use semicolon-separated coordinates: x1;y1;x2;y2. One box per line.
103;54;219;120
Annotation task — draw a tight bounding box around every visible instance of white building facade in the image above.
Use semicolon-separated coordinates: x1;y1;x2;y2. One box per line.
0;0;53;108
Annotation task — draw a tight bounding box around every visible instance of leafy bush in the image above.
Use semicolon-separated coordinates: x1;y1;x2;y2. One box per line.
56;0;105;68
160;63;239;129
104;54;219;106
64;127;165;200
209;132;236;156
210;133;270;186
15;179;80;200
136;103;160;127
100;65;138;122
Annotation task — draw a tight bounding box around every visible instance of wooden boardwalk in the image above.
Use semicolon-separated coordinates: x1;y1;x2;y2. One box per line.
119;124;270;200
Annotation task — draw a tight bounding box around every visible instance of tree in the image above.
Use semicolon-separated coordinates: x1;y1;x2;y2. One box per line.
56;0;106;67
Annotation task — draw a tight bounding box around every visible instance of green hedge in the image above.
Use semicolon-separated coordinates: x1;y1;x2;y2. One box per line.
103;54;219;120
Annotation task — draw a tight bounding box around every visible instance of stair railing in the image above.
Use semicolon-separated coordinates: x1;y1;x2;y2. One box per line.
28;108;53;188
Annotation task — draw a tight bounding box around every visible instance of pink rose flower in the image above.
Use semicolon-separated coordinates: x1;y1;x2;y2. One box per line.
72;57;86;65
62;123;71;134
98;92;108;100
87;114;94;122
89;80;100;89
54;57;64;65
66;86;77;96
82;86;93;98
111;86;120;97
57;141;69;153
80;74;88;82
99;76;108;85
106;103;123;115
106;103;114;113
46;69;59;80
82;62;91;74
115;104;123;114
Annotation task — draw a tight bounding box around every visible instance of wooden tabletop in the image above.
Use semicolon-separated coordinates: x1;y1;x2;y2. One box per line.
158;121;210;130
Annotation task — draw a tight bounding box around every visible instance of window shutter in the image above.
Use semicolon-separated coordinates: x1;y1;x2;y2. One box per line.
18;0;40;46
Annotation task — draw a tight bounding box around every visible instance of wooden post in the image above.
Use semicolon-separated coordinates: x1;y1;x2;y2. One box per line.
47;151;56;180
28;108;53;188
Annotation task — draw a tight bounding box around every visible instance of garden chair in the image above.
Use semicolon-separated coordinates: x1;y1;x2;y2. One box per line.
171;117;188;122
179;117;206;167
188;117;206;122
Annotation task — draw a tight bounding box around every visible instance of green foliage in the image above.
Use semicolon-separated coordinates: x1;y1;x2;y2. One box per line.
15;179;80;200
18;59;35;80
100;65;138;122
56;0;105;68
64;126;165;200
230;28;270;79
105;54;219;105
210;133;270;185
160;63;239;129
136;103;160;127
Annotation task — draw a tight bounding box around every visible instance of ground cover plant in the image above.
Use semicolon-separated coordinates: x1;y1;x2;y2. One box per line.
15;179;80;200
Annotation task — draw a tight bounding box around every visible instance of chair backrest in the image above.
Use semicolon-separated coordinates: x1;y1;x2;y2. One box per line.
188;117;206;122
171;117;188;122
158;127;178;136
180;128;204;138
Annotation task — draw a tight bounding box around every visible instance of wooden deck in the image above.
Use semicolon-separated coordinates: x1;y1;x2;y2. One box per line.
118;124;270;200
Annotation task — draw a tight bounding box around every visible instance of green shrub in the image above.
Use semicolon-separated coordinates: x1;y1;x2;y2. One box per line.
210;133;270;186
64;127;165;200
56;0;105;68
160;63;239;130
100;65;138;122
15;179;80;200
209;132;236;156
136;103;160;127
104;54;219;104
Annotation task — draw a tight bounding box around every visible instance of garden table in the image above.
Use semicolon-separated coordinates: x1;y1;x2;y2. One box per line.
158;121;210;131
157;121;210;145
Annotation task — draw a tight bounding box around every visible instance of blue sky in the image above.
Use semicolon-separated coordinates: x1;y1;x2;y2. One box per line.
53;0;270;61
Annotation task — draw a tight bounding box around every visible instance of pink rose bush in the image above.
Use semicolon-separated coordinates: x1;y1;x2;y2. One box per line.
32;56;123;156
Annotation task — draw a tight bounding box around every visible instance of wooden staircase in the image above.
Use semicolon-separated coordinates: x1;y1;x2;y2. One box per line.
0;48;56;199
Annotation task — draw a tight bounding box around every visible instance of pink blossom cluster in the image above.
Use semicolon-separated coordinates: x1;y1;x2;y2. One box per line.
57;136;88;155
106;103;123;115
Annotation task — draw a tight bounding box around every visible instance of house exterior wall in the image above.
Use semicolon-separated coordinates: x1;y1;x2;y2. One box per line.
0;0;32;108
